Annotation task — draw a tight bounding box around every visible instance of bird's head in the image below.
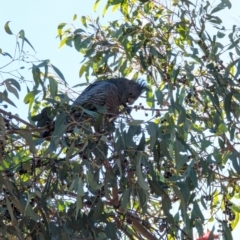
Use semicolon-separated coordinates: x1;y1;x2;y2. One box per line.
126;79;149;105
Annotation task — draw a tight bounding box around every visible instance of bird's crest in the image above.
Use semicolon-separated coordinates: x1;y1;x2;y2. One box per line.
136;79;150;91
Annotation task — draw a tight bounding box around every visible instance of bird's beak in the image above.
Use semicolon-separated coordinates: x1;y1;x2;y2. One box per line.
127;98;135;105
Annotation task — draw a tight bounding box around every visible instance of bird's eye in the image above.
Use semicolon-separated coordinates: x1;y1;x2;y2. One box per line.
129;92;132;96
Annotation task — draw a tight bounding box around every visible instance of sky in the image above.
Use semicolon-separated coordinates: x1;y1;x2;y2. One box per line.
1;0;240;239
0;0;115;119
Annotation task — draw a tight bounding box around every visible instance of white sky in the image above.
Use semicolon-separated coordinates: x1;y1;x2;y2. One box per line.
1;0;240;239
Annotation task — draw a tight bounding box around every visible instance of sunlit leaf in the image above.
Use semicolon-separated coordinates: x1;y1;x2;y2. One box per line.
57;22;67;36
4;21;13;35
94;0;101;11
73;14;77;21
81;16;87;28
48;76;58;98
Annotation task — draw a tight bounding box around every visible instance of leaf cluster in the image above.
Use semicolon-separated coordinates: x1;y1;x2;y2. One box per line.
1;0;240;239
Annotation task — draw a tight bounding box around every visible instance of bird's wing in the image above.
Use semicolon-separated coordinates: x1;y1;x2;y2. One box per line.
73;81;109;105
73;81;120;113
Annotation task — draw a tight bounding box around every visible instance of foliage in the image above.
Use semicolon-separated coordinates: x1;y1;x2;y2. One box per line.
1;0;240;239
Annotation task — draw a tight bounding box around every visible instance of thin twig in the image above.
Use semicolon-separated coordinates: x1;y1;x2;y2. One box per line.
0;108;35;128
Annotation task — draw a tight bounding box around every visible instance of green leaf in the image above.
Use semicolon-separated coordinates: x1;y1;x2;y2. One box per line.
120;0;128;16
149;46;162;58
231;211;239;230
149;180;169;197
136;152;150;191
18;30;25;52
105;222;117;239
137;133;145;151
146;88;154;108
174;140;183;172
73;14;77;21
211;3;226;14
216;123;228;135
176;182;190;206
79;63;88;77
75;178;84;220
94;113;103;131
127;125;141;138
146;122;158;151
201;139;212;150
93;199;104;221
190;169;198;188
231;152;240;174
155;89;163;106
77;177;85;197
116;158;123;178
18;130;36;154
217;31;225;38
19;30;35;52
5;78;21;91
86;170;102;190
82;108;99;118
48;113;68;152
139;51;147;70
51;64;67;85
1;51;12;59
194;220;204;237
48;76;58;98
127;120;144;126
74;35;82;51
24;90;40;111
65;142;75;162
222;0;232;9
0;91;16;107
121;188;130;211
162;199;174;225
137;188;148;212
94;0;101;11
193;201;205;222
32;65;41;89
36;60;50;68
6;197;16;223
59;36;70;48
222;221;233;240
25;203;40;221
4;79;19;99
172;185;186;220
57;23;66;36
4;21;13;35
173;102;186;125
224;91;235;121
81;16;87;28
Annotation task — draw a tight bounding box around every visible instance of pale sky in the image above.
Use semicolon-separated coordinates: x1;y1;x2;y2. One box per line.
1;0;240;239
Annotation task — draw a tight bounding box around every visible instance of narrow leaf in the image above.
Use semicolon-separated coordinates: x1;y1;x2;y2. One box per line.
4;21;13;35
136;152;150;191
51;64;67;85
18;130;36;154
73;14;77;21
48;76;58;98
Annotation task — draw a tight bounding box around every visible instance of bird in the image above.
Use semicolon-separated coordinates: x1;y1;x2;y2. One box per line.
38;78;147;137
72;77;148;117
70;77;148;159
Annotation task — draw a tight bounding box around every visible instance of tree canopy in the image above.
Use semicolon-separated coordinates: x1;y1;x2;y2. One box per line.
1;0;240;239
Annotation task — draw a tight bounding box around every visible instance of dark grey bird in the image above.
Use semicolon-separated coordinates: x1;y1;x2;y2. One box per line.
38;78;147;137
73;78;147;116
